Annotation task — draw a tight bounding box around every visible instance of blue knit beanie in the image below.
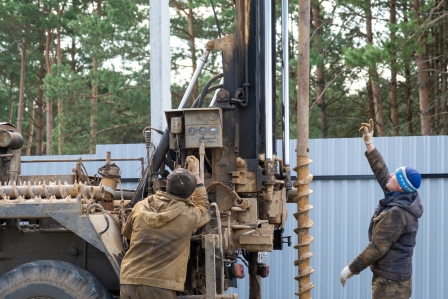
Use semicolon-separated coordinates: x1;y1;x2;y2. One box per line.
395;166;421;193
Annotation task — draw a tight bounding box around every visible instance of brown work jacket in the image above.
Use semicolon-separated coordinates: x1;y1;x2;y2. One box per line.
120;186;210;291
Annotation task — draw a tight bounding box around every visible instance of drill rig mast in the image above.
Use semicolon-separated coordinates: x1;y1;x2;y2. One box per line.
133;0;313;298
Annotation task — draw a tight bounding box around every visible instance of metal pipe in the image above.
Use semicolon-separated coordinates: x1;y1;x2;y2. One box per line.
264;0;273;160
199;143;205;184
178;43;213;109
106;152;111;166
8;149;20;182
0;130;24;149
296;0;314;298
282;0;290;166
209;78;224;107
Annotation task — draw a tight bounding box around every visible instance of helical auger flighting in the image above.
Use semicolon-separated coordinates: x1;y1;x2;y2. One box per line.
0;180;105;201
293;157;314;298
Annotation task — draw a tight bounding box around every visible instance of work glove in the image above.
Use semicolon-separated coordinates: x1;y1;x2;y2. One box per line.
185;155;199;174
340;265;354;287
359;118;374;145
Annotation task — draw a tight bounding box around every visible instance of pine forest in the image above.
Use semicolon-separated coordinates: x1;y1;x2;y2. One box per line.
0;0;446;155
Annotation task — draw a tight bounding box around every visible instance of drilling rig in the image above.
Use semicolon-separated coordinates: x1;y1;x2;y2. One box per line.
0;0;312;298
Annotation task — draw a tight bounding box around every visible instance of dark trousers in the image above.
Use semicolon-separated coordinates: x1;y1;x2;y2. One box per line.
120;284;177;299
372;274;412;299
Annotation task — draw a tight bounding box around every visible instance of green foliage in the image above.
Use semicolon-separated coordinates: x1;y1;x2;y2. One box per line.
1;0;447;158
0;0;151;155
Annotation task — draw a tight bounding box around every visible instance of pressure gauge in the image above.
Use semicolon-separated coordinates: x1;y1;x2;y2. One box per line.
188;127;196;135
209;126;217;135
198;127;207;135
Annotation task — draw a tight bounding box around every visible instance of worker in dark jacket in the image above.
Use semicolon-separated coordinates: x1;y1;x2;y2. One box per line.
340;119;424;299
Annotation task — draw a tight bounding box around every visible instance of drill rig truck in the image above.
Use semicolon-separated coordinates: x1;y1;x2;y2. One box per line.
0;0;313;298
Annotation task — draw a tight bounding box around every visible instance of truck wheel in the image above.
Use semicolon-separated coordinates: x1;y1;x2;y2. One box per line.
0;260;113;299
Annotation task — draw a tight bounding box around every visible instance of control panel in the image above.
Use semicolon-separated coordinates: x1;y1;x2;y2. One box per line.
165;108;223;149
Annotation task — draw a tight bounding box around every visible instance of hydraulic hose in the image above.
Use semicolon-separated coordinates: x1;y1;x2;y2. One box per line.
86;203;110;235
197;73;224;108
192;84;224;108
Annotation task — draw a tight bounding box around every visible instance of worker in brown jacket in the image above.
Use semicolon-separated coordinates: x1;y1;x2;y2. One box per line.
120;155;210;299
340;119;423;299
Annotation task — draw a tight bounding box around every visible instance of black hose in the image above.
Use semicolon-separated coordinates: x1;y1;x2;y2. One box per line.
86;204;110;235
210;0;222;38
130;129;171;208
129;168;148;207
197;73;224;108
99;216;110;235
151;129;170;174
192;84;224;108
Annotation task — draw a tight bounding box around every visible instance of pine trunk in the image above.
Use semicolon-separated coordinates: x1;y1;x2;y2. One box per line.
57;8;63;155
366;4;385;136
71;36;76;72
405;62;413;134
413;0;431;135
403;2;413;135
431;22;438;133
311;4;327;138
90;0;101;154
442;0;448;134
25;99;35;156
389;0;399;136
17;29;27;133
8;76;14;123
442;64;447;134
416;53;431;135
36;64;45;155
90;57;98;154
367;80;375;121
45;30;53;155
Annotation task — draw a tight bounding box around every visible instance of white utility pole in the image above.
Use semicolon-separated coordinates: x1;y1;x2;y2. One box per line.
150;0;171;145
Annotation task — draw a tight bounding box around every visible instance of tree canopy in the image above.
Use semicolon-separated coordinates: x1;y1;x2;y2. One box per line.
1;0;447;155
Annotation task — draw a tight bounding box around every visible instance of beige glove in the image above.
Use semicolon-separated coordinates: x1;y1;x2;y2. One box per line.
359;119;374;145
185;155;199;174
340;265;354;287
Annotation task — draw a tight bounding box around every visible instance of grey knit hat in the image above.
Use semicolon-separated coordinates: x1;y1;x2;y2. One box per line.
166;168;196;198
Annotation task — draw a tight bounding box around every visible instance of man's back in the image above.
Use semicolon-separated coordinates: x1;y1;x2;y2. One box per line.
120;187;210;291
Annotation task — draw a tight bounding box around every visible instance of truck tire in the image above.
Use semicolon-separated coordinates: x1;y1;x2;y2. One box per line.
0;260;113;299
